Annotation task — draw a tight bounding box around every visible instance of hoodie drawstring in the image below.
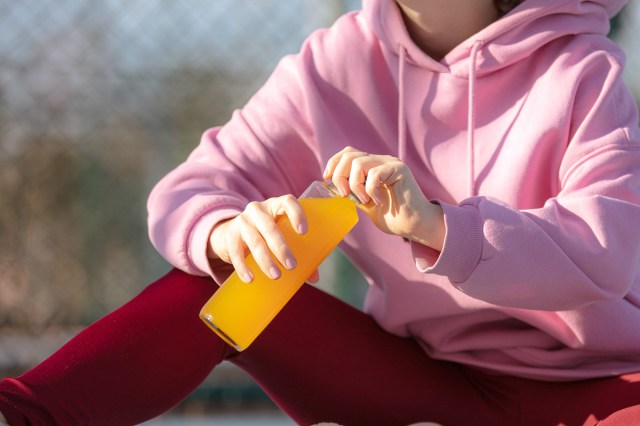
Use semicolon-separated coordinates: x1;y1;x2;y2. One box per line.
467;40;483;197
398;45;407;161
397;41;483;197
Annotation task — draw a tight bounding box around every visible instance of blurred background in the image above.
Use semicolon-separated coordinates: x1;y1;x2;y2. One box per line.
0;1;638;424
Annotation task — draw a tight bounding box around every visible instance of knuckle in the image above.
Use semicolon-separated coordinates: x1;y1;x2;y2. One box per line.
229;247;244;264
245;201;261;214
352;156;367;167
245;236;263;252
227;243;244;264
281;193;297;204
268;239;288;257
261;220;280;236
235;214;251;229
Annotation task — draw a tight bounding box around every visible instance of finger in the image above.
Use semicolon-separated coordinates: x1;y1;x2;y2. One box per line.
323;146;358;180
274;194;307;235
226;229;254;283
364;158;403;204
363;168;386;207
251;197;302;273
349;155;389;204
237;207;282;280
323;153;340;180
372;158;403;186
256;197;301;270
331;149;368;198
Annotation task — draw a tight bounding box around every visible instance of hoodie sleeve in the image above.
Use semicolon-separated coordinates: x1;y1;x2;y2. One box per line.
147;12;371;280
147;45;322;279
413;43;640;311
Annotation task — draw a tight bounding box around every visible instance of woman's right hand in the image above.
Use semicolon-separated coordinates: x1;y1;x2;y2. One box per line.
206;194;313;283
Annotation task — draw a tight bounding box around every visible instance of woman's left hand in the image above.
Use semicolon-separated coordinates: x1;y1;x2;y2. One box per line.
323;146;445;251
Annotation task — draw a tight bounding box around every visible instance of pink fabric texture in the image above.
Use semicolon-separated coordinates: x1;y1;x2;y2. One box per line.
147;0;640;380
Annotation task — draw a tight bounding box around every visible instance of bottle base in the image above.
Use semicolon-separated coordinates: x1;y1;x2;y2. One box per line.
199;313;243;351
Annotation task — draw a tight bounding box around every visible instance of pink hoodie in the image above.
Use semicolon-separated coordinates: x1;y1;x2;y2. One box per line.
148;0;640;380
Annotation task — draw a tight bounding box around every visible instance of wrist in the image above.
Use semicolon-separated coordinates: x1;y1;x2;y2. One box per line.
207;218;233;261
408;202;445;251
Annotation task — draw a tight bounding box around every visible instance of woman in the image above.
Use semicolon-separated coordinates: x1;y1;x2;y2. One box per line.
1;0;639;424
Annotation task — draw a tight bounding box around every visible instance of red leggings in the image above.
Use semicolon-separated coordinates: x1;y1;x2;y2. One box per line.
1;269;639;426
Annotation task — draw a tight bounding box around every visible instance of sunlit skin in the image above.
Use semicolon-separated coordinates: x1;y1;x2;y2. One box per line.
207;0;501;282
395;0;499;60
322;146;446;252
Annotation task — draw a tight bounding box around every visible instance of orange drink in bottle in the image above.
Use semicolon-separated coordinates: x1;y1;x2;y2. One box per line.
199;181;360;351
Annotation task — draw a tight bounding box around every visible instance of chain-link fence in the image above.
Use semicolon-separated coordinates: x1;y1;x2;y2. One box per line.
0;0;638;418
0;0;363;414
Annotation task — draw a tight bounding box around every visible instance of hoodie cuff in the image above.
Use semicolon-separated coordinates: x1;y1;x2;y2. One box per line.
189;208;242;279
411;202;483;283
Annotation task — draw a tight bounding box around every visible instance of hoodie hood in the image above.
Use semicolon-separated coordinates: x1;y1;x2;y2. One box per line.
363;0;628;196
363;0;628;78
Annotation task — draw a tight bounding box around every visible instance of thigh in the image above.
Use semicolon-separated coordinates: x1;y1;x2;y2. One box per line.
229;284;513;426
0;269;226;426
519;371;640;426
598;404;640;426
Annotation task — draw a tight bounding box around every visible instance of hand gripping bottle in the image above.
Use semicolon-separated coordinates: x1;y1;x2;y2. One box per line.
200;181;360;351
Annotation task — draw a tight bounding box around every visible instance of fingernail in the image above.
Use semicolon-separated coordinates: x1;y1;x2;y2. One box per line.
338;186;347;197
269;266;281;280
298;223;307;234
242;272;254;283
285;256;297;270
